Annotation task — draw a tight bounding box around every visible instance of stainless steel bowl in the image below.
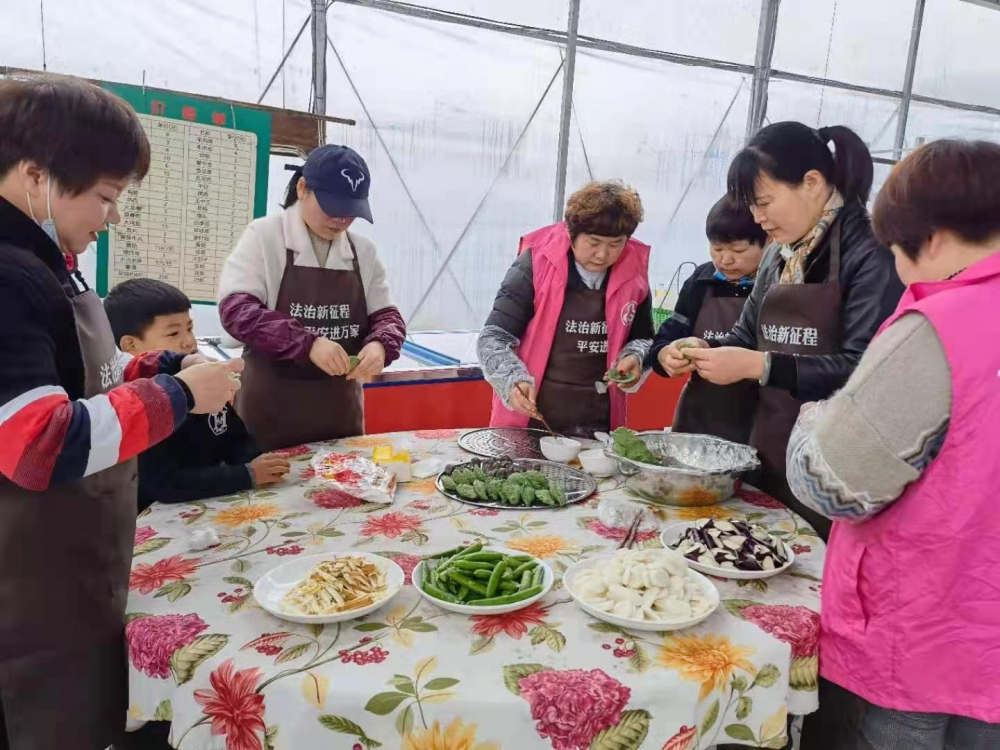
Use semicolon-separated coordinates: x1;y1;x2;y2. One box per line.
603;432;759;507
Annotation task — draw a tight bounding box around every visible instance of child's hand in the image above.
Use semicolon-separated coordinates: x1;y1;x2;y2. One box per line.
249;454;292;486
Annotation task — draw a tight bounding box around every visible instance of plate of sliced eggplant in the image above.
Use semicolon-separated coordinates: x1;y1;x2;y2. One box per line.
659;518;794;580
436;457;595;510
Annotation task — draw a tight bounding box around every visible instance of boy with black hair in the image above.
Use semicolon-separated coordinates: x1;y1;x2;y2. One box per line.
105;279;290;511
646;195;766;442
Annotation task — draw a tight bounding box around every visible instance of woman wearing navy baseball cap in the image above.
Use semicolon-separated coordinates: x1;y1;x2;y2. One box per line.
218;145;406;449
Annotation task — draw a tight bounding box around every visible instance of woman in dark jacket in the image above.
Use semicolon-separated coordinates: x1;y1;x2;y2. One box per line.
659;122;903;540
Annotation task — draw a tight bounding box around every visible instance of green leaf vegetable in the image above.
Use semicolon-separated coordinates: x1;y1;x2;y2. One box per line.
611;427;662;465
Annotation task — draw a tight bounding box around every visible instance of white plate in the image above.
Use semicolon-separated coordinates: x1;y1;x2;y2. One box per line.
412;555;553;615
564;554;720;632
254;552;404;624
659;522;795;580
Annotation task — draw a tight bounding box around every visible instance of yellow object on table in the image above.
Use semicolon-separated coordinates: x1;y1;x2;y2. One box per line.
373;444;412;482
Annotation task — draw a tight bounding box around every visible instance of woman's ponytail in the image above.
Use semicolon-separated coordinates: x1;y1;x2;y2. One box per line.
729;121;874;207
282;166;304;209
817;125;874;205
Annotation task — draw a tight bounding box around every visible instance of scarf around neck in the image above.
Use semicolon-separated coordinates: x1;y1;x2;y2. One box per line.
779;189;844;284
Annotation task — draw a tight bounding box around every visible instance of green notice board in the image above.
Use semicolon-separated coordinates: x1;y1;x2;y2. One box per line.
95;82;271;302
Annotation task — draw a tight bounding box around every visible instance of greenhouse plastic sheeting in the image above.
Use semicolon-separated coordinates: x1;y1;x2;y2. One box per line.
5;0;1000;335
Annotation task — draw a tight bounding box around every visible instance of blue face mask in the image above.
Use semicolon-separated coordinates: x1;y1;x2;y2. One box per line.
25;177;62;249
714;270;755;288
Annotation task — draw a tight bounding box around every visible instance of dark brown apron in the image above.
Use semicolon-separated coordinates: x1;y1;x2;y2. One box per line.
239;235;370;451
671;291;758;444
750;222;842;539
0;282;136;750
533;286;610;439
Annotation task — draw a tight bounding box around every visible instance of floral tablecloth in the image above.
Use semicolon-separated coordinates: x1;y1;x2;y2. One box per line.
126;430;825;750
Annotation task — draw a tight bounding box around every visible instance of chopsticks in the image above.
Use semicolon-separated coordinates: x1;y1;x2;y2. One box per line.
517;384;562;439
617;511;644;550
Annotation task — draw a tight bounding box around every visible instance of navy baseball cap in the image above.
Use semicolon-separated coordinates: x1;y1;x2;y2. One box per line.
302;144;373;223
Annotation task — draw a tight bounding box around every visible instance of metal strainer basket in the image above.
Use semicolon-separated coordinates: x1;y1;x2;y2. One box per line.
604;432;759;507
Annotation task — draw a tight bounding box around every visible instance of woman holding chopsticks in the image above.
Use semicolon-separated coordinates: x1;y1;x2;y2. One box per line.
478;180;655;438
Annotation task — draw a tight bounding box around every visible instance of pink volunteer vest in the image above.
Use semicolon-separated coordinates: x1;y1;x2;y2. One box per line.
489;222;650;430
820;252;1000;722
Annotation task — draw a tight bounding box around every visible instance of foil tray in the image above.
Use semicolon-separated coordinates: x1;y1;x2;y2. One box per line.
605;432;760;507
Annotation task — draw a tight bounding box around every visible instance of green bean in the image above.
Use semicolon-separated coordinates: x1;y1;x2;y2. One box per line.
423;583;459;603
453;542;483;558
446;571;489;597
471;569;492;580
468;586;543;607
439;544;484;573
460;552;505;562
511;561;537;578
498;581;518;593
519;569;533;590
486;560;507;598
423;544;467;561
452;561;494;571
456;585;471;601
531;566;544;588
508;555;534;563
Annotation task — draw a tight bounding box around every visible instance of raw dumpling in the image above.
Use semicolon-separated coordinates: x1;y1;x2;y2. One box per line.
654;599;693;621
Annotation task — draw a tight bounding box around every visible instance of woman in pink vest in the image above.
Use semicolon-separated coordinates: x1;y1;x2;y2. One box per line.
478;181;653;438
787;139;1000;748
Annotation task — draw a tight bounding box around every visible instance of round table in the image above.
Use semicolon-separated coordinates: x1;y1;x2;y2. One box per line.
125;430;824;750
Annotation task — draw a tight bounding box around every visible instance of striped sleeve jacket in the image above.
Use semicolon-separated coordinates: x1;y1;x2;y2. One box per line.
0;196;191;492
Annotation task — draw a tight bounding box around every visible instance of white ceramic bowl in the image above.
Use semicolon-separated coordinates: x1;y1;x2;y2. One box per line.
412;556;553;615
564;554;720;632
540;436;582;463
659;521;795;580
254;552;404;624
578;448;616;477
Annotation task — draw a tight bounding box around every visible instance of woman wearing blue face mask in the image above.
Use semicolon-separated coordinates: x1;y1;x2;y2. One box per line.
0;74;243;750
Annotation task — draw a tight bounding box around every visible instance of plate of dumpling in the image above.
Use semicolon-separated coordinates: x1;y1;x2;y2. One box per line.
564;548;719;632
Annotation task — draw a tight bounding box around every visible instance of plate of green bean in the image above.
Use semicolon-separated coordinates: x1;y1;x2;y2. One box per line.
412;543;553;615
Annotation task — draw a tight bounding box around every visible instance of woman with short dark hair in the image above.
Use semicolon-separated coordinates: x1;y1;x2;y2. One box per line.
478;180;654;437
658;122;904;539
0;74;243;749
787;139;1000;749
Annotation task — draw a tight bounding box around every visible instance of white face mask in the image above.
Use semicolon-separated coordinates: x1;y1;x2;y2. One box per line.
25;176;62;249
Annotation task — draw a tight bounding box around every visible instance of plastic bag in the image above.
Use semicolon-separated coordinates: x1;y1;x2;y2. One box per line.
311;451;397;505
596;497;658;533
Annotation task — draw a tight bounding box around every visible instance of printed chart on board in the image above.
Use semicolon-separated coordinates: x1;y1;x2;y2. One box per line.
106;115;257;303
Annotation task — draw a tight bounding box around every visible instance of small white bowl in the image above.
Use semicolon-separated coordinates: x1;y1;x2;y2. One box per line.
659;522;795;580
254;553;404;624
412;557;553;615
540;436;582;463
564;554;719;632
578;448;616;477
